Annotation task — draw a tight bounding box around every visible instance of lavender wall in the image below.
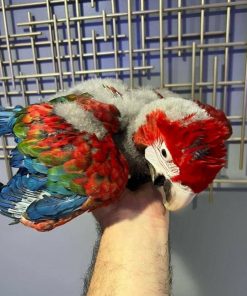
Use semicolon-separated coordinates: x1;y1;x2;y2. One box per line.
0;1;246;295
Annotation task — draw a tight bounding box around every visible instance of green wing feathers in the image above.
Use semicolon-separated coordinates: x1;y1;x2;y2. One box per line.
13;100;129;202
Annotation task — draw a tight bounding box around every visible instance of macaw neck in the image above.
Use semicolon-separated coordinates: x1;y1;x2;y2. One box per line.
113;115;149;179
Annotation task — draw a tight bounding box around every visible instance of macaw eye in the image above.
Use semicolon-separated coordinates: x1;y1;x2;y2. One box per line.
161;149;167;157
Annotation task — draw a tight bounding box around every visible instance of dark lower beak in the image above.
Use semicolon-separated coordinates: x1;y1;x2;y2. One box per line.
153;175;166;186
146;161;195;210
147;161;172;202
162;179;172;202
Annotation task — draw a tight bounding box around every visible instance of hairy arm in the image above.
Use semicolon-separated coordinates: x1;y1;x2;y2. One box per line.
84;183;171;296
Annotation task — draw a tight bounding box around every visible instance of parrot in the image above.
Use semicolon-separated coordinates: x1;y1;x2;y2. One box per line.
0;78;232;231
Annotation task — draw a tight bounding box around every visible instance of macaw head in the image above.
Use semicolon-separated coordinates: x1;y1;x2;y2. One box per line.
133;97;232;211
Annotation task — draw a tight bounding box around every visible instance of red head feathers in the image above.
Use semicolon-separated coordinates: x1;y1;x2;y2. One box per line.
133;100;232;193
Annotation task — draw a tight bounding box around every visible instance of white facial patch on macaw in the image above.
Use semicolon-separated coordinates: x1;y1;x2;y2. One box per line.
145;138;196;211
145;139;179;180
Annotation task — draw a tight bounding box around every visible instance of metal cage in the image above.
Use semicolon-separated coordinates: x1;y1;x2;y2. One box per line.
0;0;246;190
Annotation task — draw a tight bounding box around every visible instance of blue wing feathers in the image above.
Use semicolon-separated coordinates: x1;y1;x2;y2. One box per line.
26;195;87;221
0;104;90;226
0;105;23;136
0;169;47;213
4;168;47;191
10;147;25;168
0;168;88;222
26;159;48;174
10;148;49;175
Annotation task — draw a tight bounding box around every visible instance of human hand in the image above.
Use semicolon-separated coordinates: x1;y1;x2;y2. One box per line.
92;182;168;230
88;183;171;296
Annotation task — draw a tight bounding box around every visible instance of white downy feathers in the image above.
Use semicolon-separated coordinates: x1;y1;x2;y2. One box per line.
51;78;210;134
54;101;107;139
50;78;182;131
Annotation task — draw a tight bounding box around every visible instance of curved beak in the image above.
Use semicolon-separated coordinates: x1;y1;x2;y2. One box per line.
161;182;195;211
147;162;195;211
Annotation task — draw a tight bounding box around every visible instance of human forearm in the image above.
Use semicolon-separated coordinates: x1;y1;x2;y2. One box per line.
87;212;170;296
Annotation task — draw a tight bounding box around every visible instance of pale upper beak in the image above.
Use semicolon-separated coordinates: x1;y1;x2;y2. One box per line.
147;161;195;211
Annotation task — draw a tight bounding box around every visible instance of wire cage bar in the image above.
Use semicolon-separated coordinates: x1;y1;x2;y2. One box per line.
0;0;246;189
